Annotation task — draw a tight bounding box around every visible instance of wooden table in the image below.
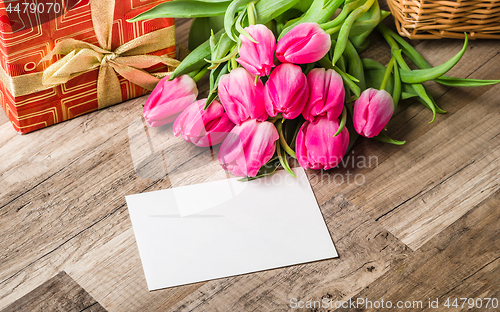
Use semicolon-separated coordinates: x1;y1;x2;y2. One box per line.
1;15;499;312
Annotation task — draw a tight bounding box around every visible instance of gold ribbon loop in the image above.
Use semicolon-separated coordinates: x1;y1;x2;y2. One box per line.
0;0;177;110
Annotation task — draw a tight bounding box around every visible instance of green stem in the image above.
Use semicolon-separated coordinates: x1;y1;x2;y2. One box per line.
279;0;344;39
247;2;256;25
334;108;347;137
276;121;297;159
193;67;209;82
230;58;238;71
321;0;361;30
332;0;376;65
318;57;361;99
393;62;401;108
276;140;297;177
325;25;342;35
374;133;406;145
380;57;395;91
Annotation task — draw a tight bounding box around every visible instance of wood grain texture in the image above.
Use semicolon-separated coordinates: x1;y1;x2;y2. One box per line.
344;69;500;250
1;271;106;312
1;11;499;312
336;190;500;312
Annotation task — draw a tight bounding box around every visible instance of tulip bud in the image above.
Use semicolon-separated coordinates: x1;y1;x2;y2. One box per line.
173;99;235;147
296;116;349;170
143;75;198;127
236;24;276;77
353;88;394;138
276;23;331;64
218;68;268;125
265;63;309;119
219;119;279;177
303;68;345;122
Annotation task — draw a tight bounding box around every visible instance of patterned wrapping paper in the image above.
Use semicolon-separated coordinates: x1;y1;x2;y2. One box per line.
0;0;176;134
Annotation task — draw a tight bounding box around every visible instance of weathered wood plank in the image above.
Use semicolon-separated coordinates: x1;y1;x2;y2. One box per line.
1;271;106;312
167;196;411;312
0;110;9;127
335;190;500;312
342;77;500;250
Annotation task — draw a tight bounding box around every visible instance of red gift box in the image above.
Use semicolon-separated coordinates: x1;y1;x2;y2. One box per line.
0;0;176;134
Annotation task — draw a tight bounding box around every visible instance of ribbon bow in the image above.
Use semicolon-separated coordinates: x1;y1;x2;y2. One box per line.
40;0;179;109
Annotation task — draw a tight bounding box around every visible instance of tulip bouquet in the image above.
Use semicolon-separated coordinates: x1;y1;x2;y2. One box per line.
130;0;499;180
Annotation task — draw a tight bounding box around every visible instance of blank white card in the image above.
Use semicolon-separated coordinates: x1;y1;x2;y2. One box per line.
126;167;337;291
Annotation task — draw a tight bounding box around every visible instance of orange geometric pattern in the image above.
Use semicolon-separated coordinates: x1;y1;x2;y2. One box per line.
0;0;175;134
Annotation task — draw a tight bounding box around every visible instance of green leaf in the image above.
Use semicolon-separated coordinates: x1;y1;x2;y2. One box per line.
205;63;229;109
277;142;297;178
334;108;347;137
393;61;401;108
224;0;254;42
276;121;297;159
363;59;394;94
434;76;500;87
292;0;314;11
189;18;211;52
281;0;344;38
235;10;258;43
362;58;386;70
374;133;406;145
392;49;439;122
188;16;225;52
380;24;500;87
255;0;301;23
400;34;468;84
128;1;230;21
401;83;418;99
347;0;382;37
333;0;376;65
320;0;361;31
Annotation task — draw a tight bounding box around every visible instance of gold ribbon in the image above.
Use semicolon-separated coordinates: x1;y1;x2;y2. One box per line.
1;0;179;109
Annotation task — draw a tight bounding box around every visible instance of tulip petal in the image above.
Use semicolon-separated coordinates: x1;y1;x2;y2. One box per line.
218;68;267;125
143;75;199;127
174;99;234;147
353;88;394;138
237;24;276;77
276;23;331;64
218;120;278;177
295;117;349;170
265;64;309;120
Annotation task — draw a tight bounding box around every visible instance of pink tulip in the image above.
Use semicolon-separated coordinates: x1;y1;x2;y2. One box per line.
173;99;235;147
296;116;349;170
236;24;276;77
143;75;198;127
218;68;268;125
353;88;394;138
276;23;331;64
303;68;345;122
265;63;309;119
218;119;279;177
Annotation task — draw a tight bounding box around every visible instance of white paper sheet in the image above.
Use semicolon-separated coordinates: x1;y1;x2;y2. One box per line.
126;167;338;291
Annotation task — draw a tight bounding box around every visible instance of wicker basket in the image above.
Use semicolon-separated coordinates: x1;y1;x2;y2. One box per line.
387;0;500;39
